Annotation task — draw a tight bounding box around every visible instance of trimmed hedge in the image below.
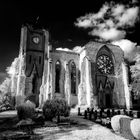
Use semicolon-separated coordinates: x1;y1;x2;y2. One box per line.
42;98;70;121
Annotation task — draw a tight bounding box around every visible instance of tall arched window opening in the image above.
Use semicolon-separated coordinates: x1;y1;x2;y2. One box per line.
32;73;38;94
70;62;76;95
55;60;61;93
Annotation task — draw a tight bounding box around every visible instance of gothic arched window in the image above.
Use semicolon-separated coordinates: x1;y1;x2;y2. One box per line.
70;61;76;95
96;46;114;75
32;74;37;94
55;60;61;93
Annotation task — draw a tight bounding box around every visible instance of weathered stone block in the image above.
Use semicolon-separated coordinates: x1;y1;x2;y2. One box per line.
130;119;140;140
111;115;131;133
15;95;25;107
120;117;134;139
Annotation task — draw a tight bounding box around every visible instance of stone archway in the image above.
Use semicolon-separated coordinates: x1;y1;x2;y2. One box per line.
104;86;112;108
98;81;114;108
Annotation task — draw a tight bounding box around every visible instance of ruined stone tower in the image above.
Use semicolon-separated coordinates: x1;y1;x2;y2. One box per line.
16;25;49;107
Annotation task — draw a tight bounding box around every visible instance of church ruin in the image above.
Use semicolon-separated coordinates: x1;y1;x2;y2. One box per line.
14;25;132;109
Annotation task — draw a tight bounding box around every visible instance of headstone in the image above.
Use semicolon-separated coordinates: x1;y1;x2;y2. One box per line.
133;111;137;118
117;110;120;115
78;107;81;116
84;110;87;119
89;111;92;120
94;110;97;120
87;108;90;113
123;109;127;115
131;119;140;140
120;117;134;140
137;111;140;118
107;109;110;118
112;109;115;117
111;115;131;134
99;110;102;118
127;110;132;117
91;108;94;113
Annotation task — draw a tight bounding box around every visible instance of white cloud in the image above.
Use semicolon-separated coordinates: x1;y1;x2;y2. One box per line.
73;46;84;53
75;1;139;41
75;18;92;28
90;28;126;41
112;4;125;16
56;48;73;52
112;39;137;60
93;3;109;19
56;46;84;53
117;7;139;26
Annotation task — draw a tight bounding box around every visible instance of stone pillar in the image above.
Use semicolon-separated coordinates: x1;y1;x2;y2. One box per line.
64;62;70;105
78;58;87;106
48;59;53;99
39;57;48;105
15;27;27;106
85;58;93;107
45;58;50;101
39;31;49;107
121;62;132;109
90;61;98;109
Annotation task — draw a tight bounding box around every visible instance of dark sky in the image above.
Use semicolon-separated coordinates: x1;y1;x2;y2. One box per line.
0;0;139;73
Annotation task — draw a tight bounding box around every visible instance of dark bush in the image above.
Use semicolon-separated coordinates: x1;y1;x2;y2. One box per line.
16;101;36;120
0;92;15;111
42;100;55;121
42;98;70;121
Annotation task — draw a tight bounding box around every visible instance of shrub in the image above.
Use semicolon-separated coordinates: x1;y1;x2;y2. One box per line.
16;101;36;120
0;92;15;111
42;100;55;121
42;98;70;121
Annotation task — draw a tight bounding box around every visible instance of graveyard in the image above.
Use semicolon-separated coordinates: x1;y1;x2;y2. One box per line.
0;107;136;140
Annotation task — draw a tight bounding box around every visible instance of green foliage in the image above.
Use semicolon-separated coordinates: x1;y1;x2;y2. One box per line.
6;57;20;75
16;101;35;120
0;77;11;94
130;54;140;95
0;92;15;111
42;98;70;121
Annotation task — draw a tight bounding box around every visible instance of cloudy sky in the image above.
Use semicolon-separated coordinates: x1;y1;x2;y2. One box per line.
0;0;139;73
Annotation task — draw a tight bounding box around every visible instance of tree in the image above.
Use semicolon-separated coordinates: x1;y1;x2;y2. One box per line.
130;54;140;98
6;57;20;76
0;57;19;95
0;57;19;108
0;77;11;94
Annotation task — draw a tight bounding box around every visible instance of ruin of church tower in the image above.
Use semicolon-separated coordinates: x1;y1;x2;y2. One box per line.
16;25;49;107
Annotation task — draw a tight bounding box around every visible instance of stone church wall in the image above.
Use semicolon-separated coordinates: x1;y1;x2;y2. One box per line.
79;41;130;109
50;50;79;106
